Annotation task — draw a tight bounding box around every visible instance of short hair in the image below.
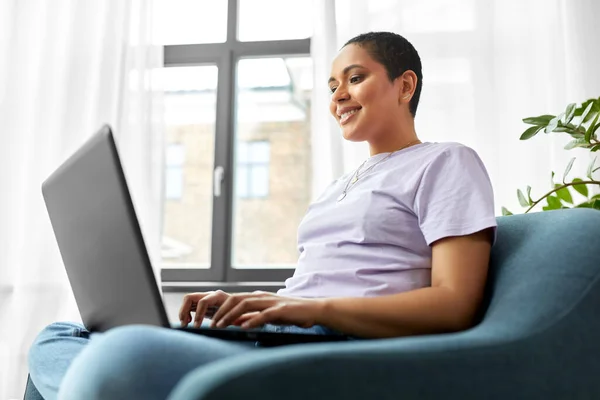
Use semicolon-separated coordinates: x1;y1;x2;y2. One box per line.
344;32;423;117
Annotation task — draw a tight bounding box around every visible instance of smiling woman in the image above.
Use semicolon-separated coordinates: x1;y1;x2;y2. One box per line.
26;31;497;400
327;33;423;154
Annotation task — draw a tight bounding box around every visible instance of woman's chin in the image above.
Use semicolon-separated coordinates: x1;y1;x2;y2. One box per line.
341;128;365;142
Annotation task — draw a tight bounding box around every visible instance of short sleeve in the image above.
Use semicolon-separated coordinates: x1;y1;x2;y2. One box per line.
414;144;497;245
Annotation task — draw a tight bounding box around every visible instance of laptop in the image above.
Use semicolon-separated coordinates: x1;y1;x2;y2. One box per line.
41;125;348;346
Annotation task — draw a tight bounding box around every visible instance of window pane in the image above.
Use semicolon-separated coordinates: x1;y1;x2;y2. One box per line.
237;141;249;164
238;0;313;41
165;168;183;200
160;66;217;268
250;165;269;197
236;166;249;198
152;0;227;44
232;57;313;268
166;144;185;166
249;142;270;163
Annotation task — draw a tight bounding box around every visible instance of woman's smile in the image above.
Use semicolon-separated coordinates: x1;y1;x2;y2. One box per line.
339;107;362;125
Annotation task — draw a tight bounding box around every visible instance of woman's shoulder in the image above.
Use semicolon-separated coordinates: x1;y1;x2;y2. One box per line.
419;141;476;154
412;141;483;166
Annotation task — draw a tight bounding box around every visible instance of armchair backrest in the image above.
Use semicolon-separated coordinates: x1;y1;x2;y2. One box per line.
481;208;600;337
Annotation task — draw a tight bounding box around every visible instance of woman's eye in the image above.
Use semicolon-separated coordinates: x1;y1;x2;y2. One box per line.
350;75;362;83
329;86;337;94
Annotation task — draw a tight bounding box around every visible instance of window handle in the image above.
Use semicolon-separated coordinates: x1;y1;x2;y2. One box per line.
214;166;225;197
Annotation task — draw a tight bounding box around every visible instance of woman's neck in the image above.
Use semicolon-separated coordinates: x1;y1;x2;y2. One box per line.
368;131;420;156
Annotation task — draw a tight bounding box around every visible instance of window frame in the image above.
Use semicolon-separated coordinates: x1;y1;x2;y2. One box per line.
161;0;309;284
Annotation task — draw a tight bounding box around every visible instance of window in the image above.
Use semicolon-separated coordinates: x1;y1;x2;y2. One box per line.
155;0;313;283
165;144;185;200
160;65;218;270
236;141;270;199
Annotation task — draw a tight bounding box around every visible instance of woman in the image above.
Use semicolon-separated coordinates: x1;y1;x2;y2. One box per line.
27;31;496;400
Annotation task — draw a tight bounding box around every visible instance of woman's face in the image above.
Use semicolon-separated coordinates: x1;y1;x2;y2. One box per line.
328;44;403;143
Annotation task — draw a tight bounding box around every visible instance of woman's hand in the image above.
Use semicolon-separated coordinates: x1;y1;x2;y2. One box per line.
179;290;325;330
210;291;325;329
179;290;233;328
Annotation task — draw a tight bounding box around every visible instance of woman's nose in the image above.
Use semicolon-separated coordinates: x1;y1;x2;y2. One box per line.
331;85;349;103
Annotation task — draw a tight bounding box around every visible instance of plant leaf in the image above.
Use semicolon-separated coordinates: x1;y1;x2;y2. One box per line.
520;125;544;140
522;114;555;126
555;186;573;204
546;196;562;210
550;171;555;187
563;157;575;183
545;116;560;133
575;201;594;208
564;103;576;124
591;144;600;152
567;130;586;138
501;207;513;216
587;157;597;179
585;113;600;143
577;101;594;128
526;185;532;203
564;138;589;150
584;109;599;124
573;99;598;116
571;178;589;197
592;199;600;210
517;189;529;207
553;125;584;136
592;122;600;139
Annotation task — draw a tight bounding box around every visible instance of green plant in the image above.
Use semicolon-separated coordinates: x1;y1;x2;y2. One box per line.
502;97;600;215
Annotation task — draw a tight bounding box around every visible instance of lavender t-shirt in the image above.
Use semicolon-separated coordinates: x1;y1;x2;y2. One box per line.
278;142;497;299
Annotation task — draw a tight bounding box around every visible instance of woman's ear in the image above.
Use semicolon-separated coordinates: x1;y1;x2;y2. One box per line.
398;70;418;103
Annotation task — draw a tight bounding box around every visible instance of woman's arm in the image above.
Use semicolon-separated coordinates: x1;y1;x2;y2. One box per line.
201;229;492;336
315;229;493;338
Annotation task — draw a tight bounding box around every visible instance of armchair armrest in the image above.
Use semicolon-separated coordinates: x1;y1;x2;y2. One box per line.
168;304;600;400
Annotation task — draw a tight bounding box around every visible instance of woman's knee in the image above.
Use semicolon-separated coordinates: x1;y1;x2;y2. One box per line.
28;321;89;397
34;321;87;342
58;325;177;400
29;321;87;363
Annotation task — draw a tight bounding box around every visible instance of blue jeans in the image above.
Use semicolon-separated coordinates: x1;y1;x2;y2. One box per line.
27;321;344;400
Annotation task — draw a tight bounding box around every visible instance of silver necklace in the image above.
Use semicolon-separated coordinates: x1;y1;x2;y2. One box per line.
336;139;421;202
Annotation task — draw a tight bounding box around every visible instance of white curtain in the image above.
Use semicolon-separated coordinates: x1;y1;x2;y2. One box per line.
311;0;600;211
0;0;163;397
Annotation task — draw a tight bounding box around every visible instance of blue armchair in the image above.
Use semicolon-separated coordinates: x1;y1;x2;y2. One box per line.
25;208;600;399
168;208;600;399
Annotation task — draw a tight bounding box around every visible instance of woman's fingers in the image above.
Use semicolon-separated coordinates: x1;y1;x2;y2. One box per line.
193;295;216;328
232;312;260;326
209;291;272;327
179;291;228;327
181;291;278;329
240;307;281;329
212;298;276;328
193;290;229;328
179;293;206;327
